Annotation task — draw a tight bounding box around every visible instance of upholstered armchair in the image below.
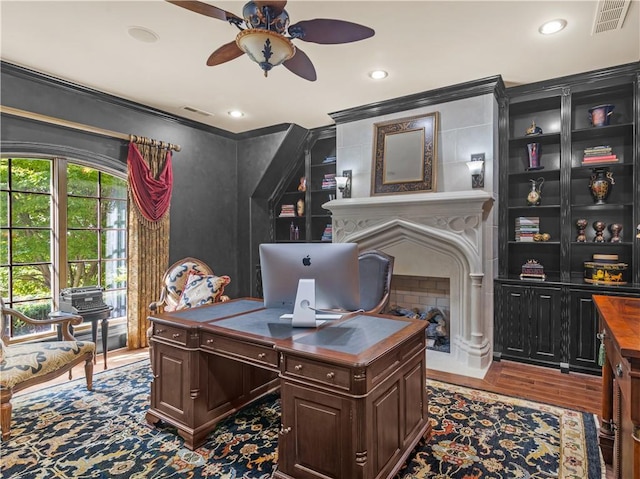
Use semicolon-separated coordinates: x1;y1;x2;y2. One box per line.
149;257;231;314
358;250;395;314
0;298;95;441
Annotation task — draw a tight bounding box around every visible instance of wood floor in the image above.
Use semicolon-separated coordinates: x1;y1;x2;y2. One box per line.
15;348;611;477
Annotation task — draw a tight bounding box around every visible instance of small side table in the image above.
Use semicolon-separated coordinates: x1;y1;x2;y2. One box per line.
56;308;112;369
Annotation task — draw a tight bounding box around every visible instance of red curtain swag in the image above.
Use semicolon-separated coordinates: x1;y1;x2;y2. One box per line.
127;142;173;222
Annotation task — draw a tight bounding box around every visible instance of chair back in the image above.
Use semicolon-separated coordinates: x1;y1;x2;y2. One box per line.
161;257;213;312
358;250;394;314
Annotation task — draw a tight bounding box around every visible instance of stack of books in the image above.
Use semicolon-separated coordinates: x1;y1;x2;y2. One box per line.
321;224;333;242
279;204;296;217
582;145;618;165
321;173;336;190
515;217;540;242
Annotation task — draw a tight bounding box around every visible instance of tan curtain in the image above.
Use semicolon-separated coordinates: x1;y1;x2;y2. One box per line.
126;139;173;349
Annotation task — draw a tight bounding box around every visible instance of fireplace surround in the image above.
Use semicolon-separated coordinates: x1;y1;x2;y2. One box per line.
325;190;495;378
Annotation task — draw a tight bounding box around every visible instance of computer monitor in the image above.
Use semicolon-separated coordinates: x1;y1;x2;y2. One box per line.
259;242;360;327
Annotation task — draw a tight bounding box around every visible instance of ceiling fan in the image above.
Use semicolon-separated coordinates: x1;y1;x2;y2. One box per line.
167;0;375;81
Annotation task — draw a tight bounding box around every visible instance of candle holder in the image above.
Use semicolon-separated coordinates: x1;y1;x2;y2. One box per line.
576;219;587;242
593;221;606;243
609;223;622;243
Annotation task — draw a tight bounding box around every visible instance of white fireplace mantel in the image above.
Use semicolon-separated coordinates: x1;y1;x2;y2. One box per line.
324;190;495;377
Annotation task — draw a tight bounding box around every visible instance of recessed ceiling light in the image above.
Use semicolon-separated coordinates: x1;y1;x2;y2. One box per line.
228;110;245;118
369;70;388;80
538;19;567;35
128;26;159;43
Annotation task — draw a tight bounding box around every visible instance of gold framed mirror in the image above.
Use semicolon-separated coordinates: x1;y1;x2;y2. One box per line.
371;112;439;195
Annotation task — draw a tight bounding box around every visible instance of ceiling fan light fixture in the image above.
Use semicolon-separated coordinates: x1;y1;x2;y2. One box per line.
236;29;295;76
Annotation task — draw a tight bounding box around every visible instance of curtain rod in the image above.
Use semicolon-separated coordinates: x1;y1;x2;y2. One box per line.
0;105;181;152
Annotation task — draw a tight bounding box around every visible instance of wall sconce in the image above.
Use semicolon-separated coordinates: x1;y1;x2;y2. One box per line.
335;170;352;198
466;153;485;189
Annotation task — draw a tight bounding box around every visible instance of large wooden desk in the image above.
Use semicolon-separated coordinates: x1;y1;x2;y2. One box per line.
594;295;640;479
146;298;431;479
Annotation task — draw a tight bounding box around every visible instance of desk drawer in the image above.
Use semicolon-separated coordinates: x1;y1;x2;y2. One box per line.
201;333;278;368
152;323;188;346
283;355;351;391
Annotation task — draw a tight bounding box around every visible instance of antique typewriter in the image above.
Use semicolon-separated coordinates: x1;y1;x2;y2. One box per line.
59;286;110;315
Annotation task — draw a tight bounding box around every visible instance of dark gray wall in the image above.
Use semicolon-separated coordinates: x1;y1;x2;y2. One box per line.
1;63;305;298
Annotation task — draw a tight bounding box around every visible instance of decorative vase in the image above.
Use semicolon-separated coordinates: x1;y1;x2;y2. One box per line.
609;223;622;243
588;104;615;127
588;167;615;205
526;142;543;171
526;178;544;206
576;219;587;242
593;221;606;243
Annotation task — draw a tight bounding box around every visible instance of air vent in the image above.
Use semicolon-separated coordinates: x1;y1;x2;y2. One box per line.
182;106;214;117
592;0;631;34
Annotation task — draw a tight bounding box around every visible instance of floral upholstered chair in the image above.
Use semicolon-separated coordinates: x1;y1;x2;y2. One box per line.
0;298;95;441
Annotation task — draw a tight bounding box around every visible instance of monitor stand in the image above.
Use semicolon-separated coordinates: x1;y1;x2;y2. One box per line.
279;279;343;327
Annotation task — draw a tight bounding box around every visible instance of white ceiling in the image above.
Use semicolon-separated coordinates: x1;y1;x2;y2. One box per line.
1;1;639;134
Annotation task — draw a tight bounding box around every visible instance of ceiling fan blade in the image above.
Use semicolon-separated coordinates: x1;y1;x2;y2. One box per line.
289;19;375;44
254;1;287;17
206;41;245;66
283;48;317;82
166;1;241;23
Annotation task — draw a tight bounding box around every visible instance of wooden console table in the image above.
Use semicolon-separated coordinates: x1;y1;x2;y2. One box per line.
594;295;640;479
146;298;431;479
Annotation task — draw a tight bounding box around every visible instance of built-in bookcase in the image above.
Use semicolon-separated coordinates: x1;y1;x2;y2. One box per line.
495;63;640;375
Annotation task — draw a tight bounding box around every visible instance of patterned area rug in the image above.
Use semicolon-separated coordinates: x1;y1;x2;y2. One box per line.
1;360;604;479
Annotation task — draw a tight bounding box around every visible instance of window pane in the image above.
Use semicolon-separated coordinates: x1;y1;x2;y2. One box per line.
67;230;98;260
101;174;127;199
12;300;53;337
0;158;8;190
11;158;51;193
104;289;126;318
0;230;7;264
11;192;50;227
102;259;126;288
0;191;7;227
101;199;127;228
12;265;52;300
102;230;126;259
67;261;99;287
68;196;98;228
67;164;98;196
0;267;8;297
12;229;51;263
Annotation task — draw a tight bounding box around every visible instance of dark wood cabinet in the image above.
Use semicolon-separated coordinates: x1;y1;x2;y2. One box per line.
272;126;336;243
495;63;640;375
496;282;562;366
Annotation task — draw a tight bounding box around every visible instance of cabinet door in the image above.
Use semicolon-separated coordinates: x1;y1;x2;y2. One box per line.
568;290;600;374
501;284;530;359
151;341;195;425
528;286;562;364
279;380;352;479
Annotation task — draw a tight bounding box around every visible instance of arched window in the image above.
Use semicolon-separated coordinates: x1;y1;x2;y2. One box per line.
0;157;127;340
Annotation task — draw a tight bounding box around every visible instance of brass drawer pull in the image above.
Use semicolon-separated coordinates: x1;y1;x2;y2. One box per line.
294;364;303;371
616;363;624;377
258;353;266;359
206;338;214;344
156;328;165;334
326;372;335;380
279;426;291;435
172;333;181;339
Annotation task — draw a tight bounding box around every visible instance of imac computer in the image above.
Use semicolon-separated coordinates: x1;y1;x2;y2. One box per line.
259;242;360;327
